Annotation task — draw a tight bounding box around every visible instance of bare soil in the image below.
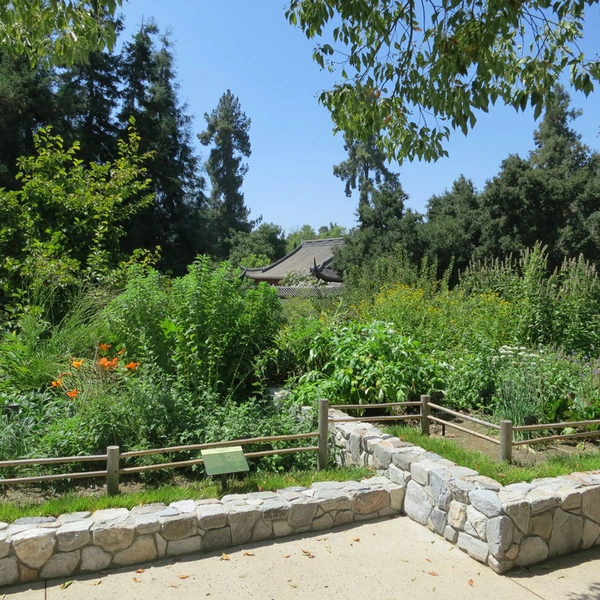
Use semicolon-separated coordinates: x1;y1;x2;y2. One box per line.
428;417;600;466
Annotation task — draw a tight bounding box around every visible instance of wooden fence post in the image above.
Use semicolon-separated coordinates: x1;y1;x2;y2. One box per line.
420;395;431;436
106;446;120;495
317;398;329;471
500;420;513;463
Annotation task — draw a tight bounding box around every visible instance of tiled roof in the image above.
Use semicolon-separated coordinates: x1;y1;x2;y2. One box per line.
276;285;343;298
242;238;344;281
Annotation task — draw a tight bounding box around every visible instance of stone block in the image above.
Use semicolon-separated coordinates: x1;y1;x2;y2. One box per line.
468;489;503;518
196;503;227;530
18;563;38;583
391;448;426;471
252;519;273;542
487;516;514;558
91;508;130;522
156;533;167;558
170;500;197;514
530;512;553;540
81;545;112;572
12;528;56;570
167;535;202;556
112;535;158;567
582;519;600;549
351;488;389;515
227;506;260;546
273;520;293;538
160;513;197;541
447;478;476;504
312;513;334;531
549;508;583;558
457;532;489;563
515;536;549;567
56;519;92;552
0;534;9;559
334;511;354;527
411;459;446;486
288;499;318;528
466;506;488;540
203;527;232;551
0;556;19;587
387;485;405;511
581;486;600;524
447;501;467;530
404;480;433;526
487;555;514;574
387;463;410;487
428;507;447;536
527;488;560;515
313;489;351;512
502;499;530;535
260;498;290;520
39;551;80;579
444;526;458;544
130;513;160;535
92;519;135;553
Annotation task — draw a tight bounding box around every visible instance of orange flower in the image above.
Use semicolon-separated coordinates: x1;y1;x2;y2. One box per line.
99;356;119;370
71;358;84;369
66;388;78;399
125;361;140;371
51;379;63;388
117;348;126;356
99;343;112;352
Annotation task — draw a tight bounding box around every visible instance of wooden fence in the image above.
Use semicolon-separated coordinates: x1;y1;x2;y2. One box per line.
0;406;330;495
3;396;600;493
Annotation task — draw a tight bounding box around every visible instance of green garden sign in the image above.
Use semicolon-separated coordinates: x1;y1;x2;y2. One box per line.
201;446;249;476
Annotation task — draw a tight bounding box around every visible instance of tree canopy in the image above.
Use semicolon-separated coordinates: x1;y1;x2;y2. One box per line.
287;0;600;162
0;1;122;67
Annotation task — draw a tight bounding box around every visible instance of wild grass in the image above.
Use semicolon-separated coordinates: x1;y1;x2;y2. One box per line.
0;467;373;523
387;425;600;486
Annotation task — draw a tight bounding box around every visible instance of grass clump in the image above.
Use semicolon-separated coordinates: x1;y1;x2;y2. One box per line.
0;467;373;523
387;425;600;486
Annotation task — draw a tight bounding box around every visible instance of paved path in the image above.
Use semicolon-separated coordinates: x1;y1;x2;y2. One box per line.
4;515;600;599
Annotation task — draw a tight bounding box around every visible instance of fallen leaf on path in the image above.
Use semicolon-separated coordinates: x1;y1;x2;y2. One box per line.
170;584;179;588
283;554;291;558
133;577;141;583
301;549;315;559
316;537;328;541
135;569;145;573
243;551;255;557
326;546;332;553
352;537;360;542
468;579;474;587
220;553;230;561
92;581;102;586
428;571;439;576
60;581;74;590
177;575;190;579
426;558;432;563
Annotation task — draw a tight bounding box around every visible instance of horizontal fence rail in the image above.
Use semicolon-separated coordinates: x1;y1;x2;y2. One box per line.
0;408;328;495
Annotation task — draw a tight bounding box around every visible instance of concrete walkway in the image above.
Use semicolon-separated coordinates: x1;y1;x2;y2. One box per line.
4;515;599;600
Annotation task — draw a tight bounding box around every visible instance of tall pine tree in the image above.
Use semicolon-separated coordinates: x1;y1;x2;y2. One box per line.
199;90;252;259
119;20;207;273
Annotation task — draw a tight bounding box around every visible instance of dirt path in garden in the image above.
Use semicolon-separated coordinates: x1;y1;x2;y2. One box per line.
427;418;598;466
6;515;600;600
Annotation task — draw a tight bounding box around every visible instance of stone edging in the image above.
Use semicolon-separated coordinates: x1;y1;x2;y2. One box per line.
330;408;600;573
0;475;403;587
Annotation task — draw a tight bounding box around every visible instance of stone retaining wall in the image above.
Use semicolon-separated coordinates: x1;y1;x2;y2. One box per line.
0;476;403;587
330;408;600;573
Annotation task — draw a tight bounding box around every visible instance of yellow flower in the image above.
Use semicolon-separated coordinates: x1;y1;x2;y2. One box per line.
71;358;84;369
66;388;78;399
125;361;140;372
99;343;112;352
51;379;62;388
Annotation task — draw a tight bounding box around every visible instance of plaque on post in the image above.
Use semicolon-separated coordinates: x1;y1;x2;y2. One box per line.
201;446;249;489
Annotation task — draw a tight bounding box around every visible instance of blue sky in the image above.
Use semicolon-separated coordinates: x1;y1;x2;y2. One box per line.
120;1;600;235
